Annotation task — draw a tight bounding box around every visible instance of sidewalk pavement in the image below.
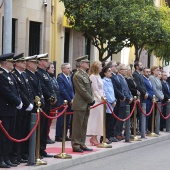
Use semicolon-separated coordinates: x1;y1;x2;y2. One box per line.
10;120;170;170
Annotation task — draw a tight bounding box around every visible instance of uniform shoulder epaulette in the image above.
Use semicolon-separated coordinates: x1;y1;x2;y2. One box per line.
0;71;3;74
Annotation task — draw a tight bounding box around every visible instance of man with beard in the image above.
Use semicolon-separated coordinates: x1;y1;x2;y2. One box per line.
142;67;154;133
132;61;148;134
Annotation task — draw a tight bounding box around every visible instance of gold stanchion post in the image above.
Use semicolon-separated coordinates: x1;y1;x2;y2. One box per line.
97;98;112;148
35;101;47;166
131;96;142;141
54;100;72;159
147;95;158;137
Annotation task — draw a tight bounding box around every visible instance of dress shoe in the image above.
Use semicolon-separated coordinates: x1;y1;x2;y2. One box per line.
66;136;71;141
145;130;150;134
47;138;55;144
5;160;17;167
72;148;84;153
11;160;20;165
136;131;141;136
100;136;112;144
42;154;53;158
0;161;10;168
109;137;119;142
81;147;93;151
116;135;125;140
18;158;28;163
55;136;62;142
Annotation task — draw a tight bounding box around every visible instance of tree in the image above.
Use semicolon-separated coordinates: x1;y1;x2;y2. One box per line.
61;0;129;61
61;0;170;62
145;4;170;61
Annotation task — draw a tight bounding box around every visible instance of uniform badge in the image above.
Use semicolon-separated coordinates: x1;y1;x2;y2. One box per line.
43;73;48;80
0;71;3;74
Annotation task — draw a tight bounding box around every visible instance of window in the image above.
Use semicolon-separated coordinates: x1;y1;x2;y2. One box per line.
29;21;41;55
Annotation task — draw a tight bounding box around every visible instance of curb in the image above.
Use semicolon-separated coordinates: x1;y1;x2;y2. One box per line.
29;132;170;170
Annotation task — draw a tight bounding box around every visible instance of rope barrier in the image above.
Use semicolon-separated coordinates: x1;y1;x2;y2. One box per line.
137;100;154;116
106;100;137;122
155;103;170;119
162;103;166;107
50;104;66;112
0;112;40;143
41;105;68;120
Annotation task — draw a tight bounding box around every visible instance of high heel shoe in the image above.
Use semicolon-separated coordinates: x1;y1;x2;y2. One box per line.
89;139;100;146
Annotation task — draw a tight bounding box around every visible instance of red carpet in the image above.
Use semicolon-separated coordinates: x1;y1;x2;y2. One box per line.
46;147;99;155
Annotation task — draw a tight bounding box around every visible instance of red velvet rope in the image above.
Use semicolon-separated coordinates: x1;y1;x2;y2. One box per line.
41;105;68;119
155;103;170;119
50;104;66;112
106;100;137;122
162;103;166;107
137;100;154;116
0;111;40;143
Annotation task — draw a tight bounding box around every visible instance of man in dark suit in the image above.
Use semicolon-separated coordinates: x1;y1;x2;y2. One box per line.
55;63;74;142
161;71;170;131
143;68;154;133
115;64;133;140
133;61;148;133
36;53;56;158
107;61;125;141
0;53;23;168
11;53;34;163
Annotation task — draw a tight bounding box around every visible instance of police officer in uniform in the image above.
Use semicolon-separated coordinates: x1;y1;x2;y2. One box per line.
36;53;56;157
71;55;95;152
25;55;44;113
11;53;34;163
0;53;23;168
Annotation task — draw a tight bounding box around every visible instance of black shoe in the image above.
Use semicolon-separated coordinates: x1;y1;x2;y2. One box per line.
0;161;10;168
145;130;150;134
66;136;71;141
42;154;53;158
72;148;84;153
136;131;141;136
47;138;55;144
18;158;28;163
11;160;20;165
5;160;17;167
55;136;62;142
81;147;93;151
109;137;119;142
39;155;44;159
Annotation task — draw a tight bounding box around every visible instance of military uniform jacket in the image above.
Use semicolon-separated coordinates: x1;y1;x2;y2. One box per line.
0;67;21;116
12;69;34;111
26;69;44;107
36;67;55;109
72;69;94;111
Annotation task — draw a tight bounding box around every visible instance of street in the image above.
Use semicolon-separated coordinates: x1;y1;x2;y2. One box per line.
64;139;170;170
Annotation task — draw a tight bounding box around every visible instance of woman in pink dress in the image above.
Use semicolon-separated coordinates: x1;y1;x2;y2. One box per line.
87;61;105;145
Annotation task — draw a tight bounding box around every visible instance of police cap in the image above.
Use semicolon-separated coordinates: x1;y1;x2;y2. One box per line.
75;55;90;63
25;55;37;62
0;53;14;62
13;53;26;61
37;53;49;60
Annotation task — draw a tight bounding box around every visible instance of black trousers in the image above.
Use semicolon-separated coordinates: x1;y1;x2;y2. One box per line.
114;106;126;136
40;108;50;155
0;116;15;162
106;114;114;139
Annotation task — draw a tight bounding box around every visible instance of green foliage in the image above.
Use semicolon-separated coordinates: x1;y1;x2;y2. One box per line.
61;0;170;62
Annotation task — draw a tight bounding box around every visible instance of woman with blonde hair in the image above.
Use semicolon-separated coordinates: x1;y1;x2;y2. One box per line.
87;61;105;145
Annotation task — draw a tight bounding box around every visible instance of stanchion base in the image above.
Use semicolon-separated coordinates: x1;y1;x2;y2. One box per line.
97;143;112;148
130;136;142;141
54;153;72;159
35;159;47;166
147;132;159;137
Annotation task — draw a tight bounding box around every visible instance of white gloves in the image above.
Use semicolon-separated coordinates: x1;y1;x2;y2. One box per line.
26;103;33;111
16;102;23;110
